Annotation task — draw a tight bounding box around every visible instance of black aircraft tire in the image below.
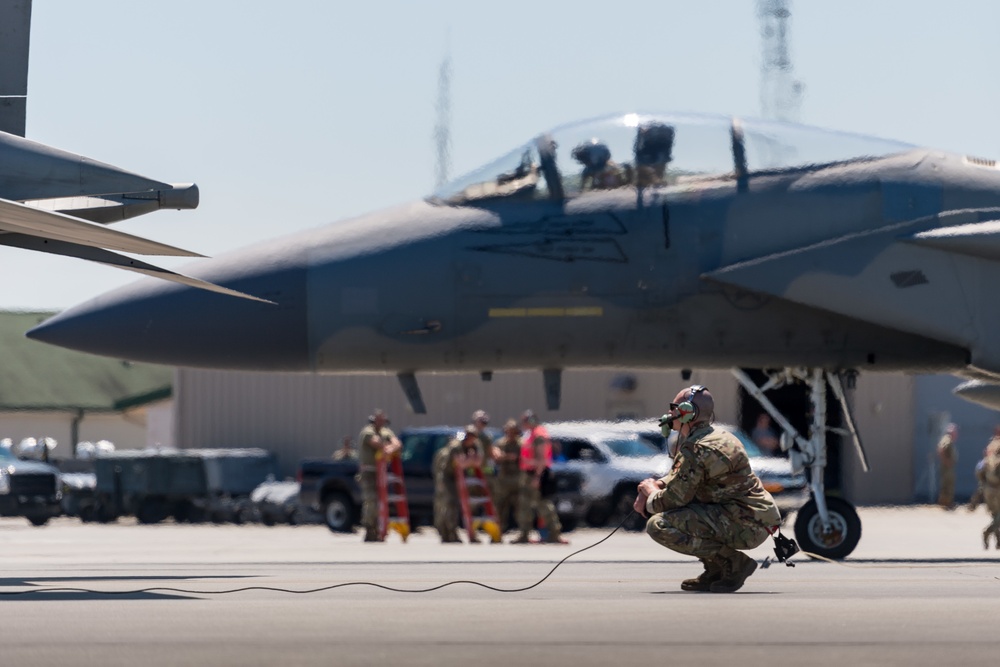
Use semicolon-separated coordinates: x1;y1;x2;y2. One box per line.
793;496;861;560
323;492;356;533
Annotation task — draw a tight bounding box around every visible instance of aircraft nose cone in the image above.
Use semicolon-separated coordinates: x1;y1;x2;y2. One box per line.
28;261;310;370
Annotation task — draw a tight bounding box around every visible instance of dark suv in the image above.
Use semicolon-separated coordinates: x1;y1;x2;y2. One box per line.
0;447;61;526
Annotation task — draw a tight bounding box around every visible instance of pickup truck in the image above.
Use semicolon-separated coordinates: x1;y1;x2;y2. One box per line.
299;426;584;533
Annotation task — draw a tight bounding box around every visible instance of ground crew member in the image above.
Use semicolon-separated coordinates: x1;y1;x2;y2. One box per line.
493;419;523;533
433;437;460;543
969;427;1000;510
635;385;781;593
513;410;565;544
976;438;1000;549
472;409;497;496
332;436;356;461
356;409;401;542
435;426;483;543
937;423;959;509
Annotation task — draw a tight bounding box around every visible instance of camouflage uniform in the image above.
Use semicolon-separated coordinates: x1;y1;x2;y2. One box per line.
645;424;781;591
976;450;1000;548
515;425;562;543
356;423;396;541
937;434;957;508
477;430;498;500
493;434;522;532
433;440;461;542
585;163;626;190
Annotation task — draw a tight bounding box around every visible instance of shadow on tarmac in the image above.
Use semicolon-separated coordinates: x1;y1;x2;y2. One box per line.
0;575;257;601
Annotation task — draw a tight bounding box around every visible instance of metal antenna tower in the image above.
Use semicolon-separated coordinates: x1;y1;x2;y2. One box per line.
433;44;452;188
757;0;803;122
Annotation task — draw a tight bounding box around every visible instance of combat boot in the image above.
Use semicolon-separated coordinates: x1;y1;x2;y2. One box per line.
680;558;724;592
709;550;758;593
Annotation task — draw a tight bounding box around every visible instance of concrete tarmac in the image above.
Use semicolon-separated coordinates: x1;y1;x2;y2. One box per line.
1;505;998;666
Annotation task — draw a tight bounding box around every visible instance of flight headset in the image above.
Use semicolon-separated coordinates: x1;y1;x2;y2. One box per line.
660;384;709;434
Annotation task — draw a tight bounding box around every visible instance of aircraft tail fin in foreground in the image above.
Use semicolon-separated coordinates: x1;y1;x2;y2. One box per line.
0;197;272;303
0;197;201;256
0;0;31;137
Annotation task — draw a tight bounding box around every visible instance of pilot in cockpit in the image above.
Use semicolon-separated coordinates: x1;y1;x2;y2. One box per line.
634;122;675;187
572;139;627;190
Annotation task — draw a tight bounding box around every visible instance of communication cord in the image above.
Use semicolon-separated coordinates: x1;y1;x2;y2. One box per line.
0;513;637;597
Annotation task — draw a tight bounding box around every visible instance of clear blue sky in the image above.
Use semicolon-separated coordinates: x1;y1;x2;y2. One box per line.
9;0;1000;309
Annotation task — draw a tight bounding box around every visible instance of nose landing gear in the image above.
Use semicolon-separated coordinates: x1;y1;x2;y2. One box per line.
733;368;867;560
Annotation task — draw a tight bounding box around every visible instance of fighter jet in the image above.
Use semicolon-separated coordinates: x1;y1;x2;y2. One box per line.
27;110;1000;558
0;1;264;302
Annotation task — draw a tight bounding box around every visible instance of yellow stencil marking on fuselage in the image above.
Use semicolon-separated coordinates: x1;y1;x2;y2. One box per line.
488;307;603;318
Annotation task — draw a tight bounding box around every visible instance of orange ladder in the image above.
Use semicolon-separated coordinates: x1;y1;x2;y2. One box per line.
454;462;502;543
376;452;411;542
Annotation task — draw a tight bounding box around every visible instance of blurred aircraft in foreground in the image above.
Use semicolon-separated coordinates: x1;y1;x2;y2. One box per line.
0;1;263;302
29;109;1000;557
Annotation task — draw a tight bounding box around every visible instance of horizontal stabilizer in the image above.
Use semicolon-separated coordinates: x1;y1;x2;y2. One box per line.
0;197;202;256
0;233;274;304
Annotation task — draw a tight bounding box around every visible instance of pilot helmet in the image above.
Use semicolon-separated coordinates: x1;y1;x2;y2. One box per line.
634;122;675;166
571;138;612;169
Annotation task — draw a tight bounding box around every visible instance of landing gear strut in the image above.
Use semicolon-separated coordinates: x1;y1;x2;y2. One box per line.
732;368;868;560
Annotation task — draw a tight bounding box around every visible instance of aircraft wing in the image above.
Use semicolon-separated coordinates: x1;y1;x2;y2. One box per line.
0;232;274;304
703;208;1000;373
0;197;203;257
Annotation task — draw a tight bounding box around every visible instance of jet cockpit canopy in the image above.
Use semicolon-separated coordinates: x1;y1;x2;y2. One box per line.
430;112;915;205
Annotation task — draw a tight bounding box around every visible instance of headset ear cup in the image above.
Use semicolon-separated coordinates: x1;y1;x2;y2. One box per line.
676;400;698;424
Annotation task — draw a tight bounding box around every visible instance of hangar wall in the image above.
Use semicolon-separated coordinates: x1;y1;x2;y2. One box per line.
842;372;915;505
174;368;739;478
174;367;946;505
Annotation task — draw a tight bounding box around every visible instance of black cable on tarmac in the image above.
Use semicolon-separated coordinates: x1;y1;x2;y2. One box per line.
0;513;637;597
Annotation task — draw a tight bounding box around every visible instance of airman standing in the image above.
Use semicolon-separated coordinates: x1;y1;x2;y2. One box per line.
434;426;483;543
493;419;523;533
513;410;565;544
936;423;959;509
472;409;497;497
356;409;401;542
976;433;1000;548
433;436;460;543
333;436;356;461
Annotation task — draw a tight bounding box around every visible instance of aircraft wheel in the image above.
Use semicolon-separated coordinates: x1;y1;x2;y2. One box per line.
793;496;861;560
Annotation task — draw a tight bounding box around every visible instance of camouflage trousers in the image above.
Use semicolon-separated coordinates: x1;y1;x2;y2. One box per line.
434;482;459;541
983;488;1000;543
358;472;379;539
938;468;956;507
646;503;771;560
516;472;561;539
493;475;521;532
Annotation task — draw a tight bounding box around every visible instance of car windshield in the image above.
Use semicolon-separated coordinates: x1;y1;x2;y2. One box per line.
603;438;660;458
430;112;914;205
